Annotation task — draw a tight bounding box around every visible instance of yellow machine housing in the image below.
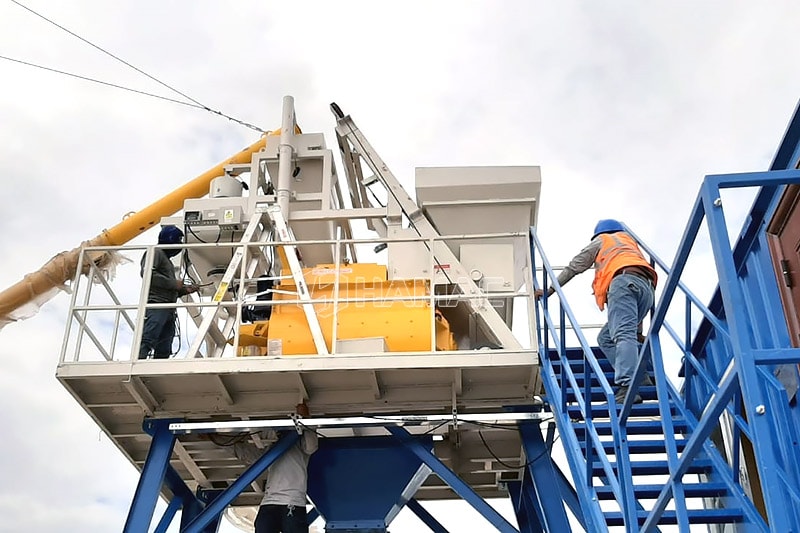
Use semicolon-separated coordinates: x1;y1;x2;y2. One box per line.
237;263;457;356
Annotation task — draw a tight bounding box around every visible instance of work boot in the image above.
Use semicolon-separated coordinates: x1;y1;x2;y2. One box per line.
614;384;643;404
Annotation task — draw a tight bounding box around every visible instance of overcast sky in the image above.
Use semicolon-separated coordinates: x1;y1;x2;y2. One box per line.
1;1;799;532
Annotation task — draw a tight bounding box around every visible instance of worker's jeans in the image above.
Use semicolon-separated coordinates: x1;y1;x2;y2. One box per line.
255;504;308;533
138;308;176;359
597;273;654;387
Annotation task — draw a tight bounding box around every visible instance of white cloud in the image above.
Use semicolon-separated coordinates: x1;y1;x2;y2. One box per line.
0;1;798;531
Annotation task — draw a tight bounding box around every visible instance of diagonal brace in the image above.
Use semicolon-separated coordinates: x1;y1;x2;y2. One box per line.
182;432;300;533
387;426;519;533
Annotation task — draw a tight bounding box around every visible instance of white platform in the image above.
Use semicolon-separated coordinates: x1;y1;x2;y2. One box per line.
57;350;541;503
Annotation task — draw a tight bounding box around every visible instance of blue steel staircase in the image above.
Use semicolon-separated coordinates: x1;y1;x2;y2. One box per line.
530;100;800;532
544;345;755;530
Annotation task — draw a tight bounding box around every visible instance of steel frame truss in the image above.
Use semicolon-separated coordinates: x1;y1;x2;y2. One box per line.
122;415;585;532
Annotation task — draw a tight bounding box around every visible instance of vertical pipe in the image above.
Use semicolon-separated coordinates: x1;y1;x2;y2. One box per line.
277;95;296;217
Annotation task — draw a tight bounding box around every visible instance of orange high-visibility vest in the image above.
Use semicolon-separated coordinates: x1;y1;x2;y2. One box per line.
592;233;657;310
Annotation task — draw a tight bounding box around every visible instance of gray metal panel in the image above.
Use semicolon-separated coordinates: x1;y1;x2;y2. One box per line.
415;165;541;228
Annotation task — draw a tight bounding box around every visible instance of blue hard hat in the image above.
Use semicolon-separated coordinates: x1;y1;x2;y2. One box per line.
158;225;184;245
592;219;624;239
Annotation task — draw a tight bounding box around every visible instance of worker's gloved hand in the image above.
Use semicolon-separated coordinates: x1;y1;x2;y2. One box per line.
534;288;554;300
177;280;199;294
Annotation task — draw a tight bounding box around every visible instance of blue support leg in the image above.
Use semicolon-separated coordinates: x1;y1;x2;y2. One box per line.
518;422;571;532
123;419;179;533
155;467;198;533
307;506;319;527
386;426;519;533
406;498;449;533
182;432;299;533
553;463;586;530
507;480;543;533
180;498;205;531
153;497;182;533
186;489;223;533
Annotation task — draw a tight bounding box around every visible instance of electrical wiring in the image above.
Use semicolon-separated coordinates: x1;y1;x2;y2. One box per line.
0;54;202;109
208;433;252;447
7;0;267;133
185;224;222;245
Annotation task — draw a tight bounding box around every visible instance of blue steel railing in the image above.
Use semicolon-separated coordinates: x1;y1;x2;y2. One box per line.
532;99;800;532
531;213;769;531
530;229;624;532
649;169;800;533
626;210;769;532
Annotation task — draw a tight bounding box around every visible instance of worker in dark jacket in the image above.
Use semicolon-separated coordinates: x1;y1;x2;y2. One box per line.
536;219;657;404
138;225;197;359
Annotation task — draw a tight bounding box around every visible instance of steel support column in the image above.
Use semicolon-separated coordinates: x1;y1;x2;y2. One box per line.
123;418;180;533
179;489;223;533
518;422;571;532
307;507;320;527
552;463;586;530
507;479;543;533
701;175;800;532
153;498;182;533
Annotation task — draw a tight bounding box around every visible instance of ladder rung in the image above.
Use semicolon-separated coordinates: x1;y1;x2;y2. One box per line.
592;459;713;477
548;359;614;373
564;386;659;403
603;508;745;526
580;438;688;455
567;402;663;418
594;482;728;500
572;419;688;435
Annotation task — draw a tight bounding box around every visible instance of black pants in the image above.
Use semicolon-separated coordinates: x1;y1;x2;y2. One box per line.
255;504;308;533
138;308;175;359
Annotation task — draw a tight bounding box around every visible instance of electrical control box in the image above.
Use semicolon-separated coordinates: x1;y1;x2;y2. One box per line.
184;205;243;229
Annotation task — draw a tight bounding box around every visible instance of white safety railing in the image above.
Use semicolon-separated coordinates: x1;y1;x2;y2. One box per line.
60;230;536;364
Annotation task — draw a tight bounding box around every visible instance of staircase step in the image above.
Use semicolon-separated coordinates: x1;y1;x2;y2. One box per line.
592;459;713;477
604;508;745;526
559;374;618;388
552;347;606;362
573;419;688;436
580;438;688;455
567;401;664;418
565;386;658;403
594;482;728;500
548;358;615;373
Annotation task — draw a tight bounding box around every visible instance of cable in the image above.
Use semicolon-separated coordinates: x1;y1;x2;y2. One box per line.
365;185;386;208
172;309;182;357
0;54;202;109
7;0;266;133
477;430;540;470
209;433;251;447
185;224;215;244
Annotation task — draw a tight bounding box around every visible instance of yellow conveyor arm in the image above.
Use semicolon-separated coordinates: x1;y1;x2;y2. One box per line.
0;134;271;328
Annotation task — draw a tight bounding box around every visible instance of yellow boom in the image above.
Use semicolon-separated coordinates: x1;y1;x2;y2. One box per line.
0;134;272;328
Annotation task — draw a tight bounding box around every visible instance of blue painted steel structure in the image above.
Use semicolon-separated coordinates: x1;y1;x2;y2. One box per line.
530;100;800;531
123;102;800;532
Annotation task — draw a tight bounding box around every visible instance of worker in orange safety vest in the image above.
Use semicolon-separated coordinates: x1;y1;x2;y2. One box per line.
535;219;657;404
